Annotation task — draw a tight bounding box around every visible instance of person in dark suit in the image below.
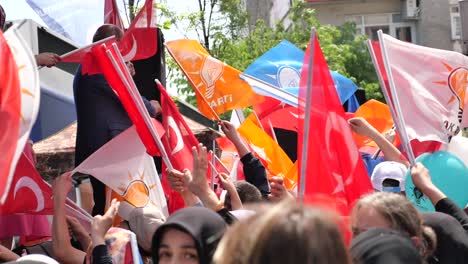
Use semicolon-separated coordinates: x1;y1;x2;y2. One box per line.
73;24;161;216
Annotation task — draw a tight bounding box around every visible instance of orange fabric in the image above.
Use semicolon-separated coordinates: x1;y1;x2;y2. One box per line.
237;118;296;190
166;39;263;119
353;99;396;147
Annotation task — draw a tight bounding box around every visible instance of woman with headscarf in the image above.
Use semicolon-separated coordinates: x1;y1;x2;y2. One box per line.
151;207;227;264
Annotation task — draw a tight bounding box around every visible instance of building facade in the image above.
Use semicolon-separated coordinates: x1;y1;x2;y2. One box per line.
246;0;464;52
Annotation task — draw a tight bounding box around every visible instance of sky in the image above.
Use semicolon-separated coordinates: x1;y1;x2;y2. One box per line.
0;0;201;94
0;0;199;42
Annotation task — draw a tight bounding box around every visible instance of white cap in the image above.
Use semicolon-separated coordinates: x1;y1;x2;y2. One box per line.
16;255;59;264
371;161;408;192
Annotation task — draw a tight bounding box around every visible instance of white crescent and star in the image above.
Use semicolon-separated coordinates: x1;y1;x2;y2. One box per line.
122;35;138;62
167;116;184;155
13;176;44;212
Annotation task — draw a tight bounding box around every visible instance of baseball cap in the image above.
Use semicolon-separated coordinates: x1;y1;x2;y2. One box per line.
118;201;165;253
12;255;59;264
371;161;408;192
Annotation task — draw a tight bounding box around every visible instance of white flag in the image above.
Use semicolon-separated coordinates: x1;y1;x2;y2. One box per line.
1;26;40;203
378;34;468;144
73;126;168;217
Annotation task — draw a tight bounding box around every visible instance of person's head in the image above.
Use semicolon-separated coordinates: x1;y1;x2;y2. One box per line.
351;192;436;260
0;5;5;32
213;200;351;264
422;212;468;263
92;24;123;43
151;207;227;264
224;181;262;210
371;161;408;193
350;228;422;264
119;202;165;255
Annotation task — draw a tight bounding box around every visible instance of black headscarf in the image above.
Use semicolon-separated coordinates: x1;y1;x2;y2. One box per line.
151;207;227;264
423;212;468;264
350;228;422;264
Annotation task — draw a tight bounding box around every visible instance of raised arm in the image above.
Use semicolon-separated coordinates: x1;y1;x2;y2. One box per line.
411;163;468;231
219;121;270;198
348;117;409;167
52;172;86;264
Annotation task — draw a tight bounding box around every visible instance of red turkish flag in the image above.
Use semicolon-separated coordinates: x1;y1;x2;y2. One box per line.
0;153;53;215
0;31;21;203
158;82;199;172
297;33;372;216
157;81;200;214
254;96;298;132
119;0;158;62
104;0;124;29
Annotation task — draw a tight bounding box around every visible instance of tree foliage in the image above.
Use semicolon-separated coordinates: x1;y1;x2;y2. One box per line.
162;0;383;111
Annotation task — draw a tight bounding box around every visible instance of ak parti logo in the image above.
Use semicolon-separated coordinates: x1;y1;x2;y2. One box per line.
434;62;468;136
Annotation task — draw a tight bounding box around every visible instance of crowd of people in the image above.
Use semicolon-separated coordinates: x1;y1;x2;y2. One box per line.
1;5;468;264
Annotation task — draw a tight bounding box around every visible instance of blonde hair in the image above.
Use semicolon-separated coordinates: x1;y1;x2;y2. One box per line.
352;192;437;260
213;200;351;264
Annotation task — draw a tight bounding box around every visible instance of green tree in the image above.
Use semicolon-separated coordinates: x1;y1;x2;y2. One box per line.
163;0;383;113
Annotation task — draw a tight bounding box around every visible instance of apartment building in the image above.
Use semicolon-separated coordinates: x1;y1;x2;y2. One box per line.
246;0;465;52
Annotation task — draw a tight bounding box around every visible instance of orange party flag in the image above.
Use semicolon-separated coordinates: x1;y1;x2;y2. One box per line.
166;39;263;120
237;118;296;190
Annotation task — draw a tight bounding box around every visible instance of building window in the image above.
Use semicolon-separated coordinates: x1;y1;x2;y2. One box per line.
451;6;461;40
346;13;416;42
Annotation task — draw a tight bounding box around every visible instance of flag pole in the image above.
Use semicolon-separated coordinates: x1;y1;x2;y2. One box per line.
211;144;216;190
241;73;299;108
164;45;221;121
267;118;279;144
375;31;416;165
105;48;173;170
252;110;266;131
299;28;316;202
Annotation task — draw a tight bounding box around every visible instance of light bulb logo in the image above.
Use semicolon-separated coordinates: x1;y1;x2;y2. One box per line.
200;56;224;99
117;170;157;208
277;66;300;88
447;67;468;123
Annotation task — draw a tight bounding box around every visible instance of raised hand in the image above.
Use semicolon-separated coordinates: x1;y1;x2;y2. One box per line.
268;176;294;202
188;143;209;196
35;52;61;67
167;168;188;193
91;198;120;246
219;121;240;143
53;172;73;202
348;117;379;138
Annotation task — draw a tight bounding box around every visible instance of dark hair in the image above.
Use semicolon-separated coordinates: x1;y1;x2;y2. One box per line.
224;181;262;210
0;5;6;31
382;178;400;188
214;201;351;264
92;24;123;43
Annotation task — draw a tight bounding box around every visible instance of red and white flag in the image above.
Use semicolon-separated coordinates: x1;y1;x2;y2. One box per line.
0;27;40;203
74;125;169;217
119;0;158;61
298;32;372;215
104;0;124;29
0;153;53;215
157;81;200;214
157;81;200;173
371;35;468;146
